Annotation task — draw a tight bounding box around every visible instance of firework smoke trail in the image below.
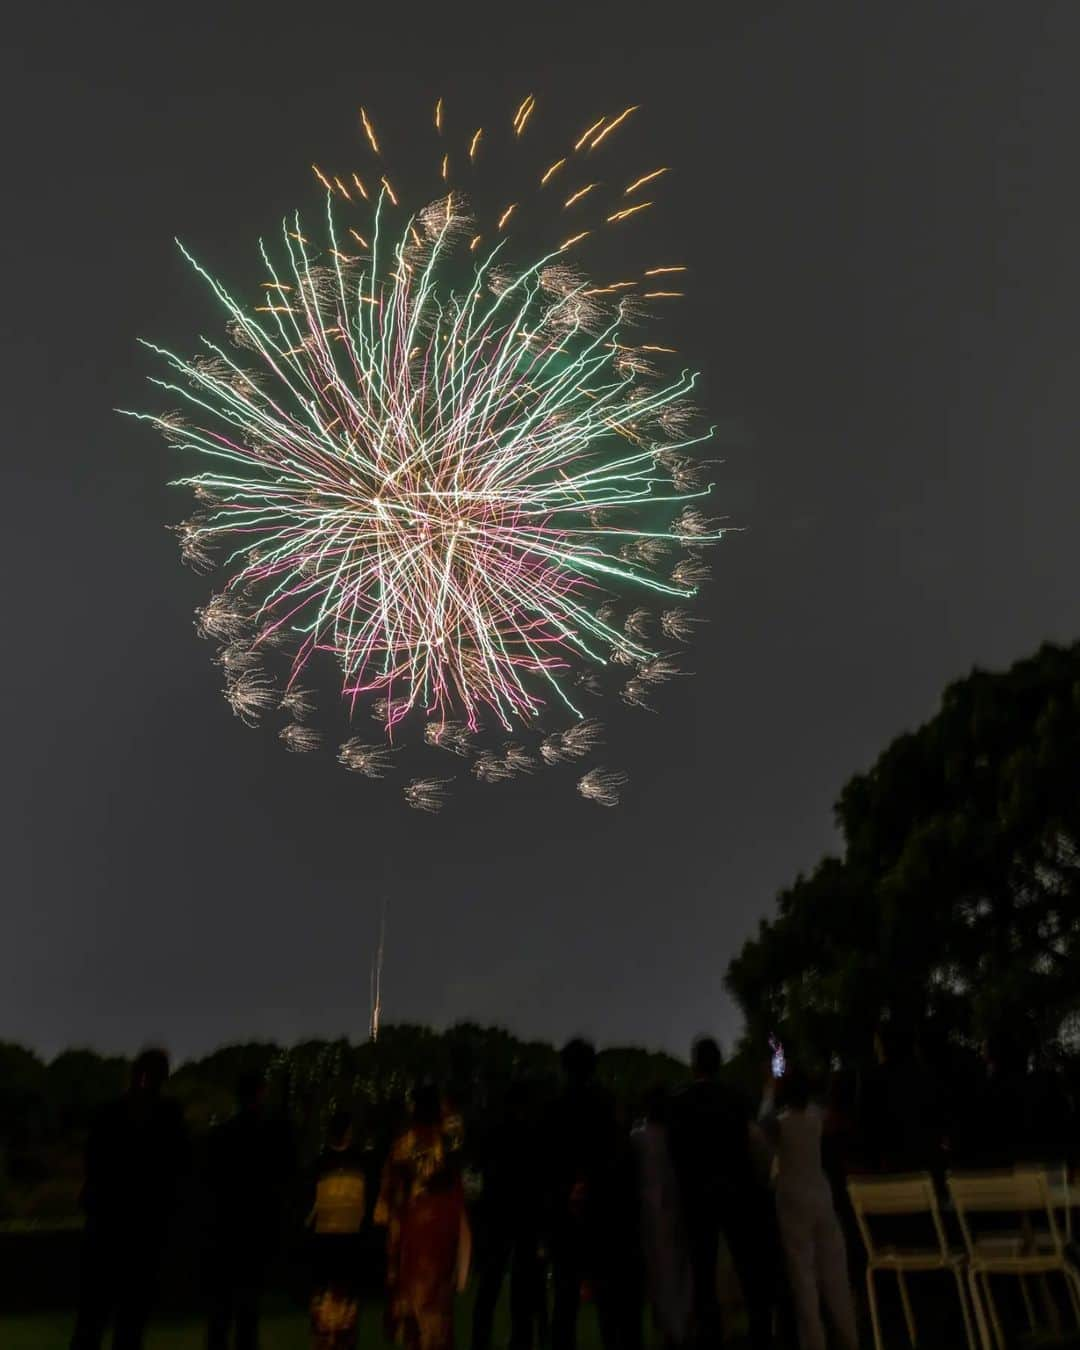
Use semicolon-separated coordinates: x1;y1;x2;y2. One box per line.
131;97;723;807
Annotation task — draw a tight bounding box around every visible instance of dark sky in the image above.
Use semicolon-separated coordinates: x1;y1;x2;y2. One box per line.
6;3;1080;1063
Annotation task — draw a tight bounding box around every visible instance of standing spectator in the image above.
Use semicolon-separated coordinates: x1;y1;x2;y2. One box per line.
859;1022;944;1174
376;1084;471;1350
667;1038;780;1350
70;1048;189;1350
957;1028;1036;1167
544;1039;622;1350
632;1088;692;1348
205;1071;296;1350
759;1068;858;1350
308;1110;370;1350
471;1081;544;1350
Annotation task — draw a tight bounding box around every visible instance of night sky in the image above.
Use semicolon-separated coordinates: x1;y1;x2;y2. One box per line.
6;3;1080;1063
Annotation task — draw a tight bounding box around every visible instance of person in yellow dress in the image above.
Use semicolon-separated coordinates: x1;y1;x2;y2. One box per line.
308;1111;369;1350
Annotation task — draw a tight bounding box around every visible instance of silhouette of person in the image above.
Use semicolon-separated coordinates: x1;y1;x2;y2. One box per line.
309;1110;370;1350
632;1088;692;1347
544;1039;626;1350
759;1067;858;1350
859;1022;944;1174
70;1047;189;1350
666;1038;779;1350
960;1028;1037;1168
375;1084;470;1350
471;1080;545;1350
204;1071;295;1350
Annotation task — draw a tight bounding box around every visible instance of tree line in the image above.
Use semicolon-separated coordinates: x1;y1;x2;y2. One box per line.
0;1024;684;1222
725;640;1080;1073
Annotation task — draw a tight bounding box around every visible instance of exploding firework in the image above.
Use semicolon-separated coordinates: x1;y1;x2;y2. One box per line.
577;767;629;807
405;777;454;813
338;738;395;777
279;723;323;753
131;96;723;809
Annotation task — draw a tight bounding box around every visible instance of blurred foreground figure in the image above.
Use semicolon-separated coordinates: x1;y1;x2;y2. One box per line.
376;1084;471;1350
546;1039;635;1350
632;1089;692;1347
667;1038;780;1350
759;1069;857;1350
308;1110;369;1350
71;1049;189;1350
205;1072;295;1350
471;1081;545;1350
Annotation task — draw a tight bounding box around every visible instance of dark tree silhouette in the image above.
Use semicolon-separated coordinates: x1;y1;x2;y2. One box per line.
727;641;1080;1068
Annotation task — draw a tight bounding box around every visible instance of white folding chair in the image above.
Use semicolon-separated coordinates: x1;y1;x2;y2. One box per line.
948;1168;1080;1350
848;1172;976;1350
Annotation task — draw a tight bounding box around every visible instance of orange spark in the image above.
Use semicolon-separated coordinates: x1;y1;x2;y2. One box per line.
540;157;567;185
574;116;607;151
607;201;653;223
644;265;686;275
469;234;482;251
333;176;352;200
469;127;483;161
360;107;380;155
351;173;369;200
513;94;536;136
559;230;591;252
261;282;293;291
287;231;309;243
434;97;443;132
625;167;669;195
441;154;449;180
348;229;369;248
563;183;598;209
641;343;676;352
497;203;518;230
410;226;423;248
590;105;639;149
643;290;683;298
311;164;333;191
255;305;296;313
380;176;398;205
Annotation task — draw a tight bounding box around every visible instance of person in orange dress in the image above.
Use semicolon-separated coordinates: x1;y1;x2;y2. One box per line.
376;1084;471;1350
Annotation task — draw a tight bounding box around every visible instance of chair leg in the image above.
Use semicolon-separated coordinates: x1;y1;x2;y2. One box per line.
967;1268;993;1350
896;1270;917;1346
1037;1270;1061;1336
1063;1264;1080;1328
1018;1273;1036;1330
865;1266;884;1350
980;1272;1006;1350
951;1265;977;1350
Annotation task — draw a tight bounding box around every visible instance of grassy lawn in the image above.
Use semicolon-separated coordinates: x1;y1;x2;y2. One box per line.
0;1294;595;1350
1;1311;310;1350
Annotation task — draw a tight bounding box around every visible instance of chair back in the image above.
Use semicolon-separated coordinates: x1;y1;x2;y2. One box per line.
847;1173;949;1262
947;1169;1065;1260
1039;1162;1072;1243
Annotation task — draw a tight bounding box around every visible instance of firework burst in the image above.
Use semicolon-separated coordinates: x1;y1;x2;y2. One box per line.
130;96;723;809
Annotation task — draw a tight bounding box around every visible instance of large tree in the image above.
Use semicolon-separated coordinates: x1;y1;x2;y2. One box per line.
726;642;1080;1067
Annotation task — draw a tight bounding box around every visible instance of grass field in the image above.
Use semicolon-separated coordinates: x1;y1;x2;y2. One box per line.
2;1312;308;1349
0;1293;596;1350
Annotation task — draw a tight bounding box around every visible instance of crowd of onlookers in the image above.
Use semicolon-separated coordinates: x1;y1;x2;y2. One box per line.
65;1025;1077;1350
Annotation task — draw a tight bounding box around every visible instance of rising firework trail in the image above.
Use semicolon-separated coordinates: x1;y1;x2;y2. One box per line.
369;893;386;1042
130;95;723;808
